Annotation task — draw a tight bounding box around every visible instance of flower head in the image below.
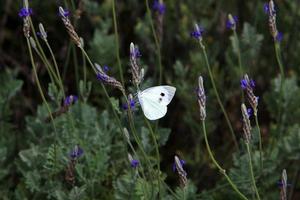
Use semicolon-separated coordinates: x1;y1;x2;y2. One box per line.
226;14;238;30
103;65;110;72
122;95;136;110
240;78;255;90
172;158;185;172
153;0;166;15
59;7;70;17
130;159;139;168
190;24;204;40
64;95;78;106
247;108;253;118
130;45;142;59
70;145;84;159
18;7;33;18
241;104;252;143
174;156;187;187
197;76;206;120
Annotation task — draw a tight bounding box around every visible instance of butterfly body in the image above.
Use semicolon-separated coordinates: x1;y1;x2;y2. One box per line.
137;85;176;120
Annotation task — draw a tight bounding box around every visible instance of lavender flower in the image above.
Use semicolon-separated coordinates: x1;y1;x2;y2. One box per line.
59;7;70;17
95;63;124;92
174;155;187;187
64;95;78;106
197;76;206;120
18;7;33;18
153;0;166;15
280;169;287;200
241;104;252;143
103;65;110;72
128;154;139;168
264;1;281;41
172;158;185;172
38;23;48;42
247;108;253;118
130;42;143;86
122;95;136;110
59;6;82;47
226;14;238;30
130;159;139;168
70;145;84;159
241;74;259;115
190;24;204;41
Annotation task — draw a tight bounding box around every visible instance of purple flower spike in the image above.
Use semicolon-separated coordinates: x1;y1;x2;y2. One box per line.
18;8;33;18
130;159;139;168
70;145;84;159
263;3;269;14
59;7;70;17
240;79;248;90
96;73;108;82
122;99;135;110
153;0;166;15
64;95;78;106
226;15;238;30
103;65;110;72
247;108;253;118
131;47;142;59
190;25;204;40
172;159;185;172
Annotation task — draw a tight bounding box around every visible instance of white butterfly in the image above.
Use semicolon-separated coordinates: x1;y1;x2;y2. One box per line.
137;85;176;120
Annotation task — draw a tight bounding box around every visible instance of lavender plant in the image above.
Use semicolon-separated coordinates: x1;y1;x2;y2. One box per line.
0;0;300;199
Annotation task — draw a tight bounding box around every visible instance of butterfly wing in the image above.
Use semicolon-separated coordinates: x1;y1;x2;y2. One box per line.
138;86;176;120
140;86;176;106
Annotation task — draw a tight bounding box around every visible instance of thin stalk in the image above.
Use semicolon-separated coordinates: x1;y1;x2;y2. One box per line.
233;30;245;102
246;143;261;200
145;0;163;84
254;114;263;174
26;38;58;168
82;47;87;93
45;41;65;98
144;117;161;196
72;45;79;91
112;0;124;85
274;42;285;132
29;20;60;85
63;43;72;81
201;121;248;200
199;42;239;151
30;44;58;85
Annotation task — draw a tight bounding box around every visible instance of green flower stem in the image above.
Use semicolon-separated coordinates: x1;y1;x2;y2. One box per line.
246;143;261;200
254;114;263;174
144;117;161;195
112;0;124;86
63;43;72;81
30;44;58;86
72;45;79;91
82;48;87;95
199;41;239;151
29;20;60;86
233;30;245;102
233;31;243;78
145;0;163;84
201;121;248;200
26;38;58;168
274;42;285;132
44;41;65;98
